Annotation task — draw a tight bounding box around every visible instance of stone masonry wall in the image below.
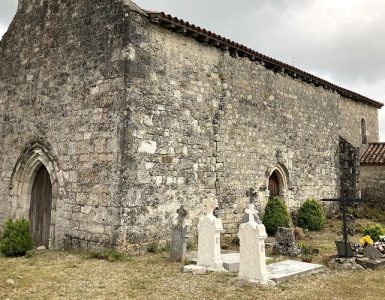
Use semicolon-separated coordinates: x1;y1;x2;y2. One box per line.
339;97;379;147
126;19;345;241
0;0;139;249
129;15;380;240
360;165;385;209
0;0;381;248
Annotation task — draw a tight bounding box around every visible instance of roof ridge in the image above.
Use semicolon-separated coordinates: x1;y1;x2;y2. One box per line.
146;11;383;109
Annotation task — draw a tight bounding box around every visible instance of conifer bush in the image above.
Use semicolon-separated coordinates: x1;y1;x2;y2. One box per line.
0;219;34;257
363;223;385;242
297;199;326;231
262;197;291;235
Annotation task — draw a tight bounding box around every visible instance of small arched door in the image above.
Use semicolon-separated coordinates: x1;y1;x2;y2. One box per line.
268;171;280;198
29;165;52;248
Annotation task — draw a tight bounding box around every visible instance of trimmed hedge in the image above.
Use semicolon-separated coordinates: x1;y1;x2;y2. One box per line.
0;219;34;257
262;197;291;235
297;199;326;231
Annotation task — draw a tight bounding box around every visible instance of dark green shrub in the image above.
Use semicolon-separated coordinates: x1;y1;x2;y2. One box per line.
262;197;291;235
297;199;326;231
363;223;385;242
147;242;160;253
0;219;34;257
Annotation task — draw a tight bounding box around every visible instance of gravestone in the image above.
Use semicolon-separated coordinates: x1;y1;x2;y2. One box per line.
241;188;262;224
170;205;191;262
273;227;301;257
362;245;384;261
197;196;224;268
238;204;269;282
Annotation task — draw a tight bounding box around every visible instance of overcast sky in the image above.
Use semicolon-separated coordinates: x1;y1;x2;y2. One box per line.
1;0;385;140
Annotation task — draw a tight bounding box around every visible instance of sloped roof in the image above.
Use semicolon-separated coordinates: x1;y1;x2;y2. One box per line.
361;143;385;165
146;11;383;109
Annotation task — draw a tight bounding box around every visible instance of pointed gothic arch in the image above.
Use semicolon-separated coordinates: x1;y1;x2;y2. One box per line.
265;164;290;207
9;140;61;248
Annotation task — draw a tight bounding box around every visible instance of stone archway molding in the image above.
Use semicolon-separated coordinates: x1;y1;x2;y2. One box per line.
9;139;62;248
265;163;291;208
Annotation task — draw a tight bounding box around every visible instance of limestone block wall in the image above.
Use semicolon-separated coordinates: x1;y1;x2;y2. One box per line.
339;97;379;147
118;25;222;246
215;56;341;234
360;165;385;209
127;20;342;240
0;0;135;248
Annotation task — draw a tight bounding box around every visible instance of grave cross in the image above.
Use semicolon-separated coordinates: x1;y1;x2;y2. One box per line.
245;204;258;223
246;187;257;204
176;206;187;224
322;197;364;258
203;196;217;216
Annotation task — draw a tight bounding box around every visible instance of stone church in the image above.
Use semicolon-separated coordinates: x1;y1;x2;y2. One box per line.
0;0;383;250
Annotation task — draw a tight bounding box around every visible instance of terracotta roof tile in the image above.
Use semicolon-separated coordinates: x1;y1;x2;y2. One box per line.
361;143;385;164
146;11;383;109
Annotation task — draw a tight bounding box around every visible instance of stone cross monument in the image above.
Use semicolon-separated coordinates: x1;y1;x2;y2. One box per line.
170;205;191;262
197;196;224;268
238;203;269;282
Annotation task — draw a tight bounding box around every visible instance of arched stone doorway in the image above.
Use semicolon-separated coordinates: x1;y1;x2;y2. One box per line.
9;140;61;248
268;170;281;198
29;165;52;247
265;164;290;207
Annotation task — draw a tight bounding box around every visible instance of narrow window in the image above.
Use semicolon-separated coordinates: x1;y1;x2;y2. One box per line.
361;118;367;144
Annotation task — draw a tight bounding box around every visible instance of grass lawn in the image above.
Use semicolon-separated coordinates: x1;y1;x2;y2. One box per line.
1;219;385;299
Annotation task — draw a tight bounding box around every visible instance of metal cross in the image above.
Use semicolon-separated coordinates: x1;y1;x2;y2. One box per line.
246;187;257;204
203;196;217;216
245;204;258;223
322;198;363;258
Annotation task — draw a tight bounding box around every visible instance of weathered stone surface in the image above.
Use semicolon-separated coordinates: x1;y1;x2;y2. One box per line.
275;227;296;244
360;165;385;210
0;0;380;249
273;227;301;257
328;256;365;270
294;227;305;240
273;243;301;257
362;245;384;261
169;206;191;262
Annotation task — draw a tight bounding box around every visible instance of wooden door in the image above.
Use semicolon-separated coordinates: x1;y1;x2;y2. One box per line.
29;165;52;248
268;171;280;198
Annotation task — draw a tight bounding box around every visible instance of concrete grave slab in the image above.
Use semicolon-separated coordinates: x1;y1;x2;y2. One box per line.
186;251;272;272
267;260;324;284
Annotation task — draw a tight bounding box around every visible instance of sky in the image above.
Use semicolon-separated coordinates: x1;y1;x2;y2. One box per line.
1;0;385;140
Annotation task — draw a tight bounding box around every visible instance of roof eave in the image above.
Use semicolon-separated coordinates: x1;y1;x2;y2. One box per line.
147;11;383;109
